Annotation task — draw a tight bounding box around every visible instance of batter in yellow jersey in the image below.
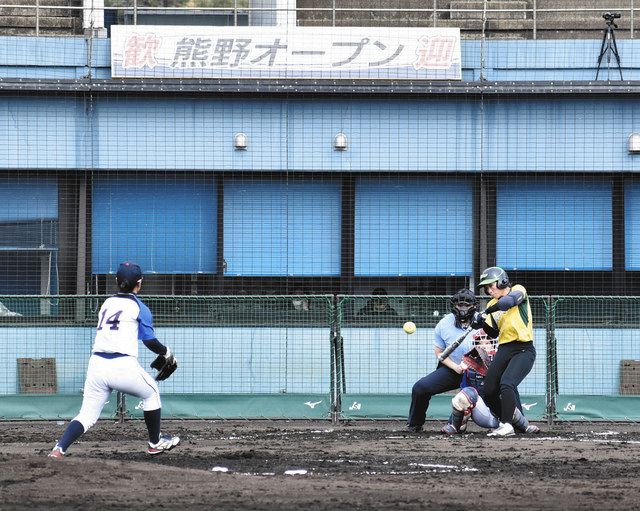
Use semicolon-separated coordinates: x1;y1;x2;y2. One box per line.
484;283;533;345
470;267;538;437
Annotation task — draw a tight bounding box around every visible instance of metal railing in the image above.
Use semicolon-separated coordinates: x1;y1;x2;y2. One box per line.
0;1;638;39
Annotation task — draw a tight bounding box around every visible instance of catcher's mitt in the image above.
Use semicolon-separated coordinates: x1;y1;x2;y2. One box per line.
461;346;491;376
151;351;178;381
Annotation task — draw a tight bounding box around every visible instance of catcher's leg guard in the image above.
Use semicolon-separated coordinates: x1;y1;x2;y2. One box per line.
452;387;479;412
447;387;479;433
459;412;470;432
447;409;465;433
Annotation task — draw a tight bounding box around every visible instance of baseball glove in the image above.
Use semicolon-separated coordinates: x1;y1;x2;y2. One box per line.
461;346;491;376
151;351;178;381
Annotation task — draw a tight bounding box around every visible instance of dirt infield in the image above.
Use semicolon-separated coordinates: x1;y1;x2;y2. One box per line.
1;419;639;510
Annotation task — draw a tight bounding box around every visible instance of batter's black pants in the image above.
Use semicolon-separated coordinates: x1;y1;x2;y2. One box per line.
483;341;536;423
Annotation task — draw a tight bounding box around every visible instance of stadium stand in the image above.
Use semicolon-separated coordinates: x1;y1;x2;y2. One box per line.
0;1;635;39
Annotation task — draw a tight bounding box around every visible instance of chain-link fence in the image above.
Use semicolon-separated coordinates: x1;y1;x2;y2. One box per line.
1;294;639;422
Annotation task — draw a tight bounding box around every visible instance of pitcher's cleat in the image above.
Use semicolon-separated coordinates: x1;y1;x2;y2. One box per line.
147;434;180;455
48;446;65;459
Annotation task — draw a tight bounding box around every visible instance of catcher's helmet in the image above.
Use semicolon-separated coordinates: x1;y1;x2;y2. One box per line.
450;288;478;322
478;266;510;289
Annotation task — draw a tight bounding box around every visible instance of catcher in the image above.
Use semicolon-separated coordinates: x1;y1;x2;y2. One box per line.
49;262;179;458
441;329;539;435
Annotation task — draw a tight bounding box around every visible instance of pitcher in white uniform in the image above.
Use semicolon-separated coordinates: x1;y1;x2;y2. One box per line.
49;262;180;458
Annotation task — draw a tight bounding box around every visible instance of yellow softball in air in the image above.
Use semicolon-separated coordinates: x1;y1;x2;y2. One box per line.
403;321;417;334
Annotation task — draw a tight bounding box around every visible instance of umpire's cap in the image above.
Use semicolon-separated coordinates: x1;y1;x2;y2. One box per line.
116;262;143;293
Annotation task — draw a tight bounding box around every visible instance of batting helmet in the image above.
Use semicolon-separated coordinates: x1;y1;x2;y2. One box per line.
478;266;510;289
450;288;478;323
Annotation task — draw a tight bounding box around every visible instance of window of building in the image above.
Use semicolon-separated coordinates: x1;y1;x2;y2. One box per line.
354;177;472;276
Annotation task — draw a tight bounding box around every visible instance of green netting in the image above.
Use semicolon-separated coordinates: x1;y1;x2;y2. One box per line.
1;295;640;422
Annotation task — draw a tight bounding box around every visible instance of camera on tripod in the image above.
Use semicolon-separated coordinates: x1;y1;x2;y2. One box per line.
603;12;621;23
596;12;623;79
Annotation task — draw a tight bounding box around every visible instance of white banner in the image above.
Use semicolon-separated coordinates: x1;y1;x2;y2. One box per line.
111;25;461;80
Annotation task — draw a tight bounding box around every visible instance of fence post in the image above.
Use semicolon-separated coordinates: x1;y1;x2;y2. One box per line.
433;0;437;27
532;0;537;40
330;295;344;423
545;296;557;425
117;391;126;423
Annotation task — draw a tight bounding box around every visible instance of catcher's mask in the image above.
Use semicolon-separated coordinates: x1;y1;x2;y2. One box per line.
450;288;478;323
472;329;497;356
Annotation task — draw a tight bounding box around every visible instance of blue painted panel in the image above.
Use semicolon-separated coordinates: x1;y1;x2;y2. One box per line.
95;97;480;172
355;178;472;276
483;40;640;80
0;325;561;397
0;176;57;222
0;96;81;169
286;181;341;276
152;327;330;394
626;184;640;270
0;67;111;79
0;37;110;67
341;327;546;395
556;328;640;395
497;178;612;270
484;98;640;172
4;94;640;173
0;327;329;395
3;324;635;397
287;99;480;172
92;175;217;274
224;178;341;276
95;97;285;170
0;37;110;79
0;327;92;395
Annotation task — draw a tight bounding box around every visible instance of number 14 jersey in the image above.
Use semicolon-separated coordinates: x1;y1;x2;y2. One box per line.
93;293;156;358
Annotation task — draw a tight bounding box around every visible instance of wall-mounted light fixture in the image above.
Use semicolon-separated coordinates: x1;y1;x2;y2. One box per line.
628;133;640;153
234;132;248;150
333;132;347;151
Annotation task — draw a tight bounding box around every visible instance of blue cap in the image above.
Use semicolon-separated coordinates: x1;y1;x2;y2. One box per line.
116;262;143;292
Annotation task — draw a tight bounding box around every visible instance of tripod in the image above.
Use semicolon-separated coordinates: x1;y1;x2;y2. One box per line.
596;17;623;80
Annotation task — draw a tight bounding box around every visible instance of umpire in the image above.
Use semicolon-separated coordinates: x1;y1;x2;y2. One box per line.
406;288;478;432
471;266;536;437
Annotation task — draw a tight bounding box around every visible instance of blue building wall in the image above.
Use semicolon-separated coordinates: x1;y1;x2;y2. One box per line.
1;38;640;173
1;37;638;276
3;95;640;172
1;36;639;417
